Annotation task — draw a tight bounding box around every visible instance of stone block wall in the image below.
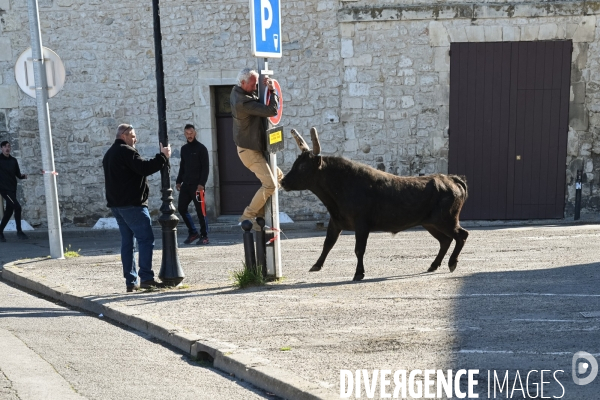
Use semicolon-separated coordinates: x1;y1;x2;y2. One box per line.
337;3;600;218
0;0;599;225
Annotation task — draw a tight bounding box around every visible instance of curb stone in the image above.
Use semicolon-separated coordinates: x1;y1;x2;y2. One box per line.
0;261;339;400
191;340;337;400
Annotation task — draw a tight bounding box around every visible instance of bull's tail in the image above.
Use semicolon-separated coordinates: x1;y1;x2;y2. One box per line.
451;175;468;200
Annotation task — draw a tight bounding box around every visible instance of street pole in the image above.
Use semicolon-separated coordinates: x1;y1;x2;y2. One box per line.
151;0;184;285
268;149;282;277
257;58;282;278
26;0;64;259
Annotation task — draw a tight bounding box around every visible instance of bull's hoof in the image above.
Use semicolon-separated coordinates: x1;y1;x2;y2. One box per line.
352;273;364;281
309;265;322;272
427;264;440;273
448;260;458;272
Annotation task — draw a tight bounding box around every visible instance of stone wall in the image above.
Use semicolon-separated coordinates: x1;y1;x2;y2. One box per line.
338;3;600;218
0;0;599;225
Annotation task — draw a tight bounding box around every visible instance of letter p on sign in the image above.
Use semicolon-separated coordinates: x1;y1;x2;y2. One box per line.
261;0;272;41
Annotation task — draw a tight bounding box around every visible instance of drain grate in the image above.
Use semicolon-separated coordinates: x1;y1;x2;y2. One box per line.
580;311;600;318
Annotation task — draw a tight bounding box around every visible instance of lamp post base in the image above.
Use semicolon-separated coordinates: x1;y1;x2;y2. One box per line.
157;187;184;285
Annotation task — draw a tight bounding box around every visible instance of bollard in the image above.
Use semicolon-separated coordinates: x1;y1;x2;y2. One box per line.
255;217;267;277
575;169;582;220
241;220;256;272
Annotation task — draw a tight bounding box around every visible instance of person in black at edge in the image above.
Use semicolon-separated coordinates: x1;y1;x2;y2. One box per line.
175;124;210;245
0;141;28;242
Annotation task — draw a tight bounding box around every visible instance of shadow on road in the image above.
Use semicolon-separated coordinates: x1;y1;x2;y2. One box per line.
448;262;600;398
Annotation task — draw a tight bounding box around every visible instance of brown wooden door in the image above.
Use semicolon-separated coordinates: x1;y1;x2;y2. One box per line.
215;86;260;215
449;41;571;220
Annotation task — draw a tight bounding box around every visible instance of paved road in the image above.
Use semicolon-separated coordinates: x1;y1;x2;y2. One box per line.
0;279;278;400
0;228;321;267
3;222;600;399
0;229;228;265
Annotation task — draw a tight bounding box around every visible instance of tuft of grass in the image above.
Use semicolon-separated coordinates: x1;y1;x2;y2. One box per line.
230;262;265;289
64;244;81;258
280;346;291;351
176;284;191;290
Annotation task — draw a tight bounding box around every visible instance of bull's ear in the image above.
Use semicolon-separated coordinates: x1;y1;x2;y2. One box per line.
317;155;323;170
290;129;310;152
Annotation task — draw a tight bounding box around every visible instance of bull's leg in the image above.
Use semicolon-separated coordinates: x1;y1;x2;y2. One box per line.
352;228;369;281
310;219;341;272
422;224;453;273
448;226;469;272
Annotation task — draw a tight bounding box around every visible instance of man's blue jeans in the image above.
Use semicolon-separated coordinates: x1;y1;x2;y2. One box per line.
111;206;155;286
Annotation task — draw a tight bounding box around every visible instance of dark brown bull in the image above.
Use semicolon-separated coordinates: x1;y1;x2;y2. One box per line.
280;127;469;281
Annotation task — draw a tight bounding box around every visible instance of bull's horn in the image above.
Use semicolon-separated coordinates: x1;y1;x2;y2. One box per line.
290;129;310;152
310;127;321;155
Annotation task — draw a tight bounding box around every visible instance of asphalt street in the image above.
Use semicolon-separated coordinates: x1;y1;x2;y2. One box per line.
2;221;600;399
0;230;232;267
0;227;319;267
0;278;278;400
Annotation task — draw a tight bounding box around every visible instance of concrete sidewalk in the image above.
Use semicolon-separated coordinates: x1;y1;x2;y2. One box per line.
2;220;600;399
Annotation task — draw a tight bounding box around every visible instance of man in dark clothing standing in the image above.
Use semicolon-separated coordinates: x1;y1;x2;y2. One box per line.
103;124;171;292
0;141;28;242
175;124;210;245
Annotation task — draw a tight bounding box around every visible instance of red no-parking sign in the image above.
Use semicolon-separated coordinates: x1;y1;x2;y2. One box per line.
264;79;283;125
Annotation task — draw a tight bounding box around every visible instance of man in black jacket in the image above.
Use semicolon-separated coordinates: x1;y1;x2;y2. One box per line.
102;124;171;292
0;141;28;242
175;124;209;245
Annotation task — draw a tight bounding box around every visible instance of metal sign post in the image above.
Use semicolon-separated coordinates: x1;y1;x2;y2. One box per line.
252;0;283;278
25;0;64;259
257;58;282;278
269;151;282;278
266;125;283;278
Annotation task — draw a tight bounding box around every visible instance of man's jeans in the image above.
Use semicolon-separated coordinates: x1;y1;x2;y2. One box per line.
111;206;155;286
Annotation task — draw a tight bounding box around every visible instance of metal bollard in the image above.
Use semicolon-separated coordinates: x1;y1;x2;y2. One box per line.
575;169;582;220
241;220;256;272
255;217;266;277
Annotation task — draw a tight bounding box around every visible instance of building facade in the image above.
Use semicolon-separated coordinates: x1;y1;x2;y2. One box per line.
0;0;598;226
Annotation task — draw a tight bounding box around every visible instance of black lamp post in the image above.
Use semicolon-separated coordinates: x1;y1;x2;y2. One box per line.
152;0;184;285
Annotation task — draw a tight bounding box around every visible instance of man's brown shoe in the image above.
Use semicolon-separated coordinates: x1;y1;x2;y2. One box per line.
140;279;165;289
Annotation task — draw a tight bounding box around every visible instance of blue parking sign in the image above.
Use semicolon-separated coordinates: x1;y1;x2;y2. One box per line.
250;0;282;58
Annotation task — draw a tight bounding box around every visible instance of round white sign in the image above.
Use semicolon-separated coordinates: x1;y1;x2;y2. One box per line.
14;47;66;99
